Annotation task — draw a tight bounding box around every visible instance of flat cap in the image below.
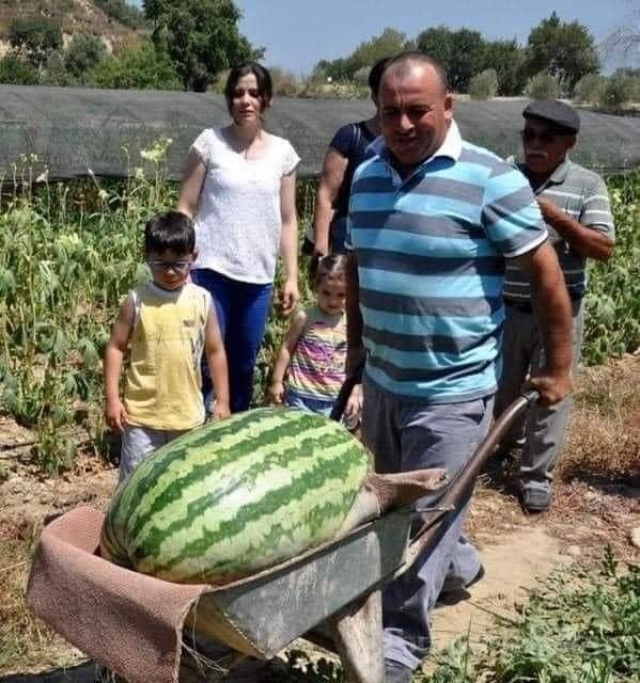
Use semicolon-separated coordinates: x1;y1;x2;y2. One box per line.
522;100;580;134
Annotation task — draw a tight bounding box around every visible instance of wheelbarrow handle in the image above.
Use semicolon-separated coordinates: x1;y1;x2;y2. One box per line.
397;390;540;576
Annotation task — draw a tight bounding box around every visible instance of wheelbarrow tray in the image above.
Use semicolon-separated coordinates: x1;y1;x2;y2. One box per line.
184;506;414;659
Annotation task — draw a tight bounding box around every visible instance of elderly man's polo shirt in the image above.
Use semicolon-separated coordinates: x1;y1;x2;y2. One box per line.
346;122;547;403
503;159;614;303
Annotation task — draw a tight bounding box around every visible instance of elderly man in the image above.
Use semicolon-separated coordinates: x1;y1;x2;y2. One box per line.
494;100;615;513
345;53;574;681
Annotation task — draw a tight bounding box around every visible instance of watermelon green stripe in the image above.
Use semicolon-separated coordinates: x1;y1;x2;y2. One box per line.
138;439;362;571
101;412;349;567
178;498;353;582
133;438;363;569
127;417;351;539
126;410;322;521
100;408;372;584
113;409;296;524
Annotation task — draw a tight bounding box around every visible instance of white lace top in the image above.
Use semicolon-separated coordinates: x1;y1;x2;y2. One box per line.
190;127;300;284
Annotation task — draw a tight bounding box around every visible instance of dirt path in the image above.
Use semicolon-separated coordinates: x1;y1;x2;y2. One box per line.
432;526;570;650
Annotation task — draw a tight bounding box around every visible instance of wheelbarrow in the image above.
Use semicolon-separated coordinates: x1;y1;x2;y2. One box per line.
26;391;536;683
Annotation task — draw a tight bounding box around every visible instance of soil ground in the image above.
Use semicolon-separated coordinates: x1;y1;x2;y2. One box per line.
1;356;639;682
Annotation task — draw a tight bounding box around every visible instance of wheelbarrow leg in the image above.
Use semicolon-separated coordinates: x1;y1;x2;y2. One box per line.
328;588;384;683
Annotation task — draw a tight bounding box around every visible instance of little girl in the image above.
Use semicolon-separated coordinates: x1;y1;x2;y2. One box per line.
267;254;360;422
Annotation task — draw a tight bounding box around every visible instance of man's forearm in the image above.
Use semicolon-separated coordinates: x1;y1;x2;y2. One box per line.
539;199;613;261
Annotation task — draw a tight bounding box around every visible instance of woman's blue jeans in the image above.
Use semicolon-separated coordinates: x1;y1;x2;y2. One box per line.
191;268;273;413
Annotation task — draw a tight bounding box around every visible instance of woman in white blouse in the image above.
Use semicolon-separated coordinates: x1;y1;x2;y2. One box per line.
178;62;300;413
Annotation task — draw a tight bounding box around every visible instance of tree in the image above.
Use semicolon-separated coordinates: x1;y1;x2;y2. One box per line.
87;41;181;90
468;69;498;100
601;69;640;108
525;71;560;100
347;28;412;74
524;12;599;93
8;17;63;70
573;73;606;104
42;51;70;86
143;0;261;91
0;54;39;85
311;27;412;84
416;26;486;92
481;40;527;96
64;36;108;80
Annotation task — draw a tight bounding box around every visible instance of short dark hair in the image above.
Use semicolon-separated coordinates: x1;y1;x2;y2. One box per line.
368;57;392;99
144;211;195;255
224;62;273;114
382;51;449;92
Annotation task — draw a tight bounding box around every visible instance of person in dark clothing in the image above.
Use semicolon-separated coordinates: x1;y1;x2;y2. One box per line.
304;57;391;256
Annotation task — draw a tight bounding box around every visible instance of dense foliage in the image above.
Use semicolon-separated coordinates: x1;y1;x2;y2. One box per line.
524;12;600;92
0;146;638;473
313;13;599;98
428;550;640;682
87;41;182;90
143;0;260;91
0;7;614;101
7;16;63;70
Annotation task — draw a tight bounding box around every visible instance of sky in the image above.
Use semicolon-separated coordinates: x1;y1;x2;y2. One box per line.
128;0;639;76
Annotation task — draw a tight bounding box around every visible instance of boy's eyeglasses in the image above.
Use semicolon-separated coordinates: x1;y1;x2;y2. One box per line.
147;259;191;273
520;128;562;145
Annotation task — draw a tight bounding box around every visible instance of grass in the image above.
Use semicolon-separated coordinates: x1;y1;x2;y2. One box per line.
0;520;73;672
561;355;640;483
421;550;640;682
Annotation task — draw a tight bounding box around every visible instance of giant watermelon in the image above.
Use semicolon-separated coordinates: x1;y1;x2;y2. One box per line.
100;408;371;584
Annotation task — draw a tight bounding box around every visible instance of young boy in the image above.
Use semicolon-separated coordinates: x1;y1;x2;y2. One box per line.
104;210;230;481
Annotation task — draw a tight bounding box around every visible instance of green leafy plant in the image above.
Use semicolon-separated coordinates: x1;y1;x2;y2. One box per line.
420;550;640;682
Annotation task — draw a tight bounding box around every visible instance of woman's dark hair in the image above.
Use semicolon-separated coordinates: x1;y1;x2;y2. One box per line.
368;57;392;100
224;62;273;114
144;210;195;255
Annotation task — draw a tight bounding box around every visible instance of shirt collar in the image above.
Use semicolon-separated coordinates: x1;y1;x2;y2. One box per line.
520;157;572;190
369;120;463;166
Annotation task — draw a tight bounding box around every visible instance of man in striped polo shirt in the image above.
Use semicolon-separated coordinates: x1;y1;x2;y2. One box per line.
495;101;615;513
345;53;574;681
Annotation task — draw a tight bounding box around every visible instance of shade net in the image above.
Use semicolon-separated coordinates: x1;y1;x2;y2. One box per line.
1;85;639;181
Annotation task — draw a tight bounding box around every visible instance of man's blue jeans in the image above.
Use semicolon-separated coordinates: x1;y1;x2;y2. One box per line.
191;268;272;413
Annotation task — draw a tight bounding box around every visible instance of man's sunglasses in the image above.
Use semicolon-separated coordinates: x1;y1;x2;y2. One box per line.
520;128;564;144
147;258;191;272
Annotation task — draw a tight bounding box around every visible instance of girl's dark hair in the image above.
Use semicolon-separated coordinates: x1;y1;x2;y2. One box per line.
368;57;392;100
310;253;348;289
224;62;273;114
144;210;195;255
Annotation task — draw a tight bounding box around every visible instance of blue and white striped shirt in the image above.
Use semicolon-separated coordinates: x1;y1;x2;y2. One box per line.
346;122;548;402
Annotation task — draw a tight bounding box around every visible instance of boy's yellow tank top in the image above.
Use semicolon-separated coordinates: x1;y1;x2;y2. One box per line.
124;281;210;431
